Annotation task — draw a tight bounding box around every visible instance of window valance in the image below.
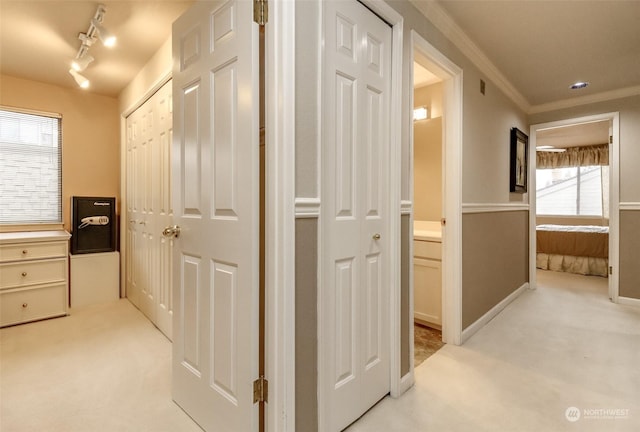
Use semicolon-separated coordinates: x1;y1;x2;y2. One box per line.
537;144;608;169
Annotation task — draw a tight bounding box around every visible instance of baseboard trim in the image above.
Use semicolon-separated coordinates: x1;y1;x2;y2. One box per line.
461;282;529;343
618;296;640;308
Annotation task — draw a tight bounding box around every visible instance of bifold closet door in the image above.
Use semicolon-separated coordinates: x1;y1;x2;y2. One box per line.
125;80;173;340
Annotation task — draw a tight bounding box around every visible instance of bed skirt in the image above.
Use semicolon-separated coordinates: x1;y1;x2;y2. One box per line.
536;252;608;277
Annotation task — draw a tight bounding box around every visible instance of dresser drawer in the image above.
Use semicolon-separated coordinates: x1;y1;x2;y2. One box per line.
0;284;67;327
0;241;68;263
414;240;441;260
0;259;67;289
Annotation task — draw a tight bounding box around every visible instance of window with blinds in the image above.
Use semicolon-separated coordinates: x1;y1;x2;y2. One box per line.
0;107;62;224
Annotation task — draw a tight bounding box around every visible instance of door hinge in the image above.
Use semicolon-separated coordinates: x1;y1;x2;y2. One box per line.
609;266;613;275
610;135;613;144
253;0;268;26
253;376;268;403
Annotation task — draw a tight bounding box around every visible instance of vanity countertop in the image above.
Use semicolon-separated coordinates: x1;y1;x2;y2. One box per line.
414;220;442;242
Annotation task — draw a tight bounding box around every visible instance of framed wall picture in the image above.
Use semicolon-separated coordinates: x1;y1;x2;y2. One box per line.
510;127;528;193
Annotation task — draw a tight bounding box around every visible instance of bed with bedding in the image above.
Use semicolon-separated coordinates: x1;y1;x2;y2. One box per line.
536;224;609;277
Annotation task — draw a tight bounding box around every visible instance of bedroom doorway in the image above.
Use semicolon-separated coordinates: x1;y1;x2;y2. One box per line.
530;113;620;302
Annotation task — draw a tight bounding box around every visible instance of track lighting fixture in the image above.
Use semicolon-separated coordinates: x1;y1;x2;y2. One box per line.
68;4;116;88
69;69;90;89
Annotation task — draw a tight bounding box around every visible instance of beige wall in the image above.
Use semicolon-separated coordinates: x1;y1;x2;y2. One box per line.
462;211;529;329
619;211;640;299
414;81;443;118
413;84;443;222
413;117;442;221
0;74;120;232
119;37;172;115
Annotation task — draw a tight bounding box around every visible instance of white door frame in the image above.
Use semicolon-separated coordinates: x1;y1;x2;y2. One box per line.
402;30;463;394
528;112;620;301
265;1;296;431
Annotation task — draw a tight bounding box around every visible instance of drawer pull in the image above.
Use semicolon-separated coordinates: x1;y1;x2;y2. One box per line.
22;303;28;308
22;249;28;255
21;272;28;277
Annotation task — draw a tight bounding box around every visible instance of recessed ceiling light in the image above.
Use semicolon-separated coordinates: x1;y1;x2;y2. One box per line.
569;81;589;90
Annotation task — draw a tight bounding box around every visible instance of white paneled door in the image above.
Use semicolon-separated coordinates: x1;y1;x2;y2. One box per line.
171;1;259;431
322;1;392;430
125;80;174;340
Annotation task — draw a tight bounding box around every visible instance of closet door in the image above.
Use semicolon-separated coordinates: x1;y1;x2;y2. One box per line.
125;80;173;340
320;1;393;430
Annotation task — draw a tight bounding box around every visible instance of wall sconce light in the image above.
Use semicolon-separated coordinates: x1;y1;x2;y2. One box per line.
413;106;428;121
69;69;90;89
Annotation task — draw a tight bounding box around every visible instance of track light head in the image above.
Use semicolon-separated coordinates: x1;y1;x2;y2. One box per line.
69;69;90;89
91;19;116;47
71;52;94;72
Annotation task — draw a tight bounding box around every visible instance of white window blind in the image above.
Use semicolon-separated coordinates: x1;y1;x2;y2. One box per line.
0;108;62;224
536;166;605;217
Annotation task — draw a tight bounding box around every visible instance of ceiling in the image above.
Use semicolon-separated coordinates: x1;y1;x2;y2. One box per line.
1;0;638;107
0;1;193;97
432;0;640;108
536;120;610;149
414;62;441;88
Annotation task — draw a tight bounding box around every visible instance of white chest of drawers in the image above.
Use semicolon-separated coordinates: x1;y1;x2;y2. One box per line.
0;231;71;327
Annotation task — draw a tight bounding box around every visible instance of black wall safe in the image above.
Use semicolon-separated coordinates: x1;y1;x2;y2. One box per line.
71;196;117;254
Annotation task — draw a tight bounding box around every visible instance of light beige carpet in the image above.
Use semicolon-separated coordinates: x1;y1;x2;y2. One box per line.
347;270;640;432
0;299;202;432
2;271;638;432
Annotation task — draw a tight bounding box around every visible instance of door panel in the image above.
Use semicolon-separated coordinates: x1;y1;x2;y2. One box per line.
322;1;392;430
172;1;259;431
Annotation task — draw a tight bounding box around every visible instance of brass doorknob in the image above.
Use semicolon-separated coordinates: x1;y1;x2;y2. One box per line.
373;233;381;240
162;225;181;238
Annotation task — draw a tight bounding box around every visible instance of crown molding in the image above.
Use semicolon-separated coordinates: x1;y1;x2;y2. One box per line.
528;85;640;115
410;0;530;113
